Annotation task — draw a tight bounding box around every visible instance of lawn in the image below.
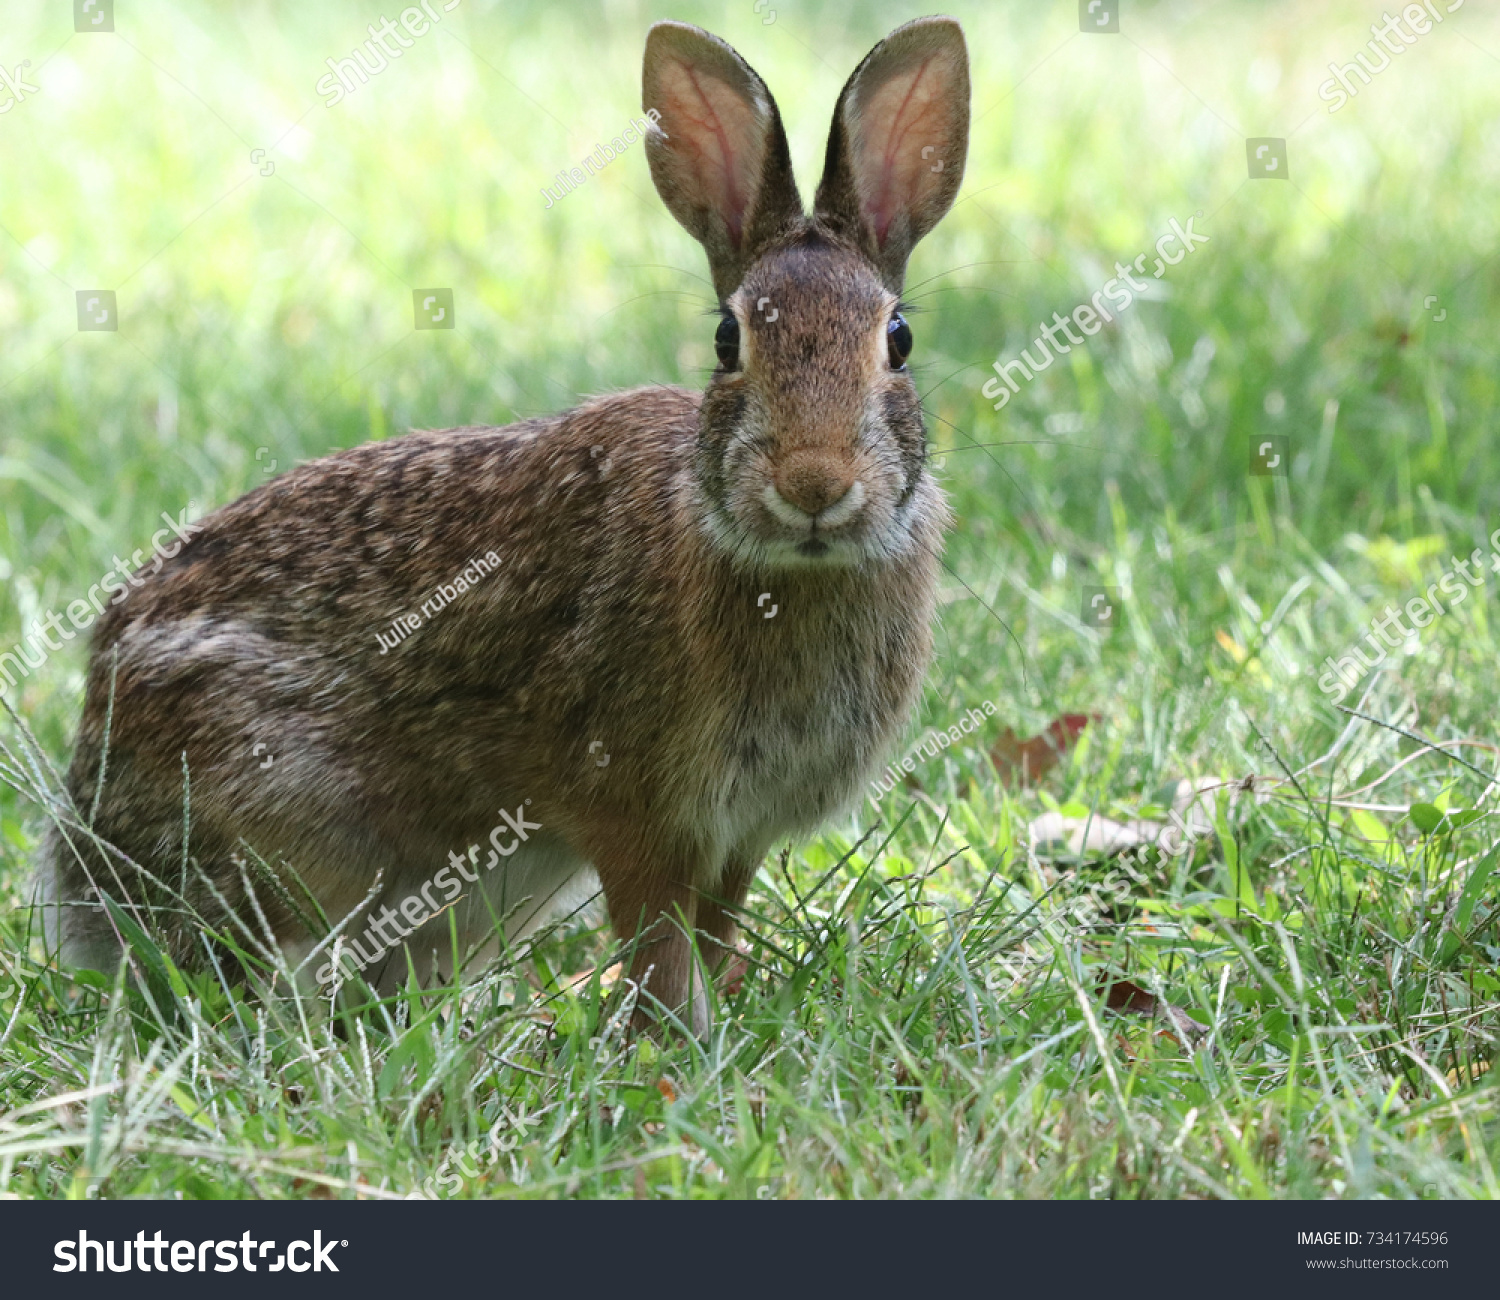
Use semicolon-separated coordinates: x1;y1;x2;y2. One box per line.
0;0;1497;1199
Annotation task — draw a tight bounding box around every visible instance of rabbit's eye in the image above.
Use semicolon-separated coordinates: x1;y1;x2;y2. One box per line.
887;313;913;369
715;315;740;370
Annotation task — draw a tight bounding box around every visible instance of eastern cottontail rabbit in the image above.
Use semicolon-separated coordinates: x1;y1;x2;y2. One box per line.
36;16;970;1034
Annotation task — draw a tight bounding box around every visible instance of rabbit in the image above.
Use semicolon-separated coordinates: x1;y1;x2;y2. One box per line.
34;15;970;1036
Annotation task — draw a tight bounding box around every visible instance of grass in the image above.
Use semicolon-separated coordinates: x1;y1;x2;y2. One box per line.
1;0;1498;1199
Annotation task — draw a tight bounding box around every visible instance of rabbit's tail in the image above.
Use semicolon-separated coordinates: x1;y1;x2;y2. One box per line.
30;818;127;973
32;799;267;976
29;825;66;961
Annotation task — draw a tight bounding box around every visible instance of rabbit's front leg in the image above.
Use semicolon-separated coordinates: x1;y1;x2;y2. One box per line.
696;851;758;982
592;842;712;1037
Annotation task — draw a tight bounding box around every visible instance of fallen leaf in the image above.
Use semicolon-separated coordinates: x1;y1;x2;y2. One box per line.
1029;775;1260;859
564;961;623;992
992;713;1097;786
655;1077;677;1104
1030;809;1154;856
1102;977;1157;1015
1099;976;1207;1044
1215;629;1247;664
718;943;749;997
1446;1059;1490;1088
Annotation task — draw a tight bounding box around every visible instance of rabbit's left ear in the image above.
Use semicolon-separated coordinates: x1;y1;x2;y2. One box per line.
814;17;969;293
643;22;804;300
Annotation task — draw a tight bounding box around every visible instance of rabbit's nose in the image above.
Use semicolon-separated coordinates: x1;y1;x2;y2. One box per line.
771;456;858;521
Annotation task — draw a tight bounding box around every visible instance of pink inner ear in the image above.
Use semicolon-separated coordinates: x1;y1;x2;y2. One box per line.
852;53;953;247
657;59;765;248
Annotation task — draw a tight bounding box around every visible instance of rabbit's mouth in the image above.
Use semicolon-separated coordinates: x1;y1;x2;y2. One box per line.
700;493;873;570
759;478;867;545
695;446;892;568
749;519;875;569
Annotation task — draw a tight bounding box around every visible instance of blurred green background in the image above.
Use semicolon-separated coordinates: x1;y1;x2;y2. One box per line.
3;0;1499;880
3;0;1498;757
2;0;1498;1201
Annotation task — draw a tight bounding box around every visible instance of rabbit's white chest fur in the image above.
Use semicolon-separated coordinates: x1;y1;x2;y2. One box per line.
701;687;872;865
667;585;922;884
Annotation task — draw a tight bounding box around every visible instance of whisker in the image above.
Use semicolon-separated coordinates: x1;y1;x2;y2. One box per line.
904;285;1022;304
921;405;1054;531
594;290;716;323
940;439;1107;455
616;263;718;292
903;260;1028;295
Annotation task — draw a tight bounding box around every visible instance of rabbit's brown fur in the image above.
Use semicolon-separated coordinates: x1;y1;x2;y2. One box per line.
37;17;970;1034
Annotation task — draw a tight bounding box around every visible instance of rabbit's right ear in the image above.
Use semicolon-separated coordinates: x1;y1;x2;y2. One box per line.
642;22;803;300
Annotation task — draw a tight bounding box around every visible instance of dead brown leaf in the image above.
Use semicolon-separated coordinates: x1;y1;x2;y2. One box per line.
991;713;1098;786
718;943;749;997
1099;976;1207;1045
564;961;622;992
